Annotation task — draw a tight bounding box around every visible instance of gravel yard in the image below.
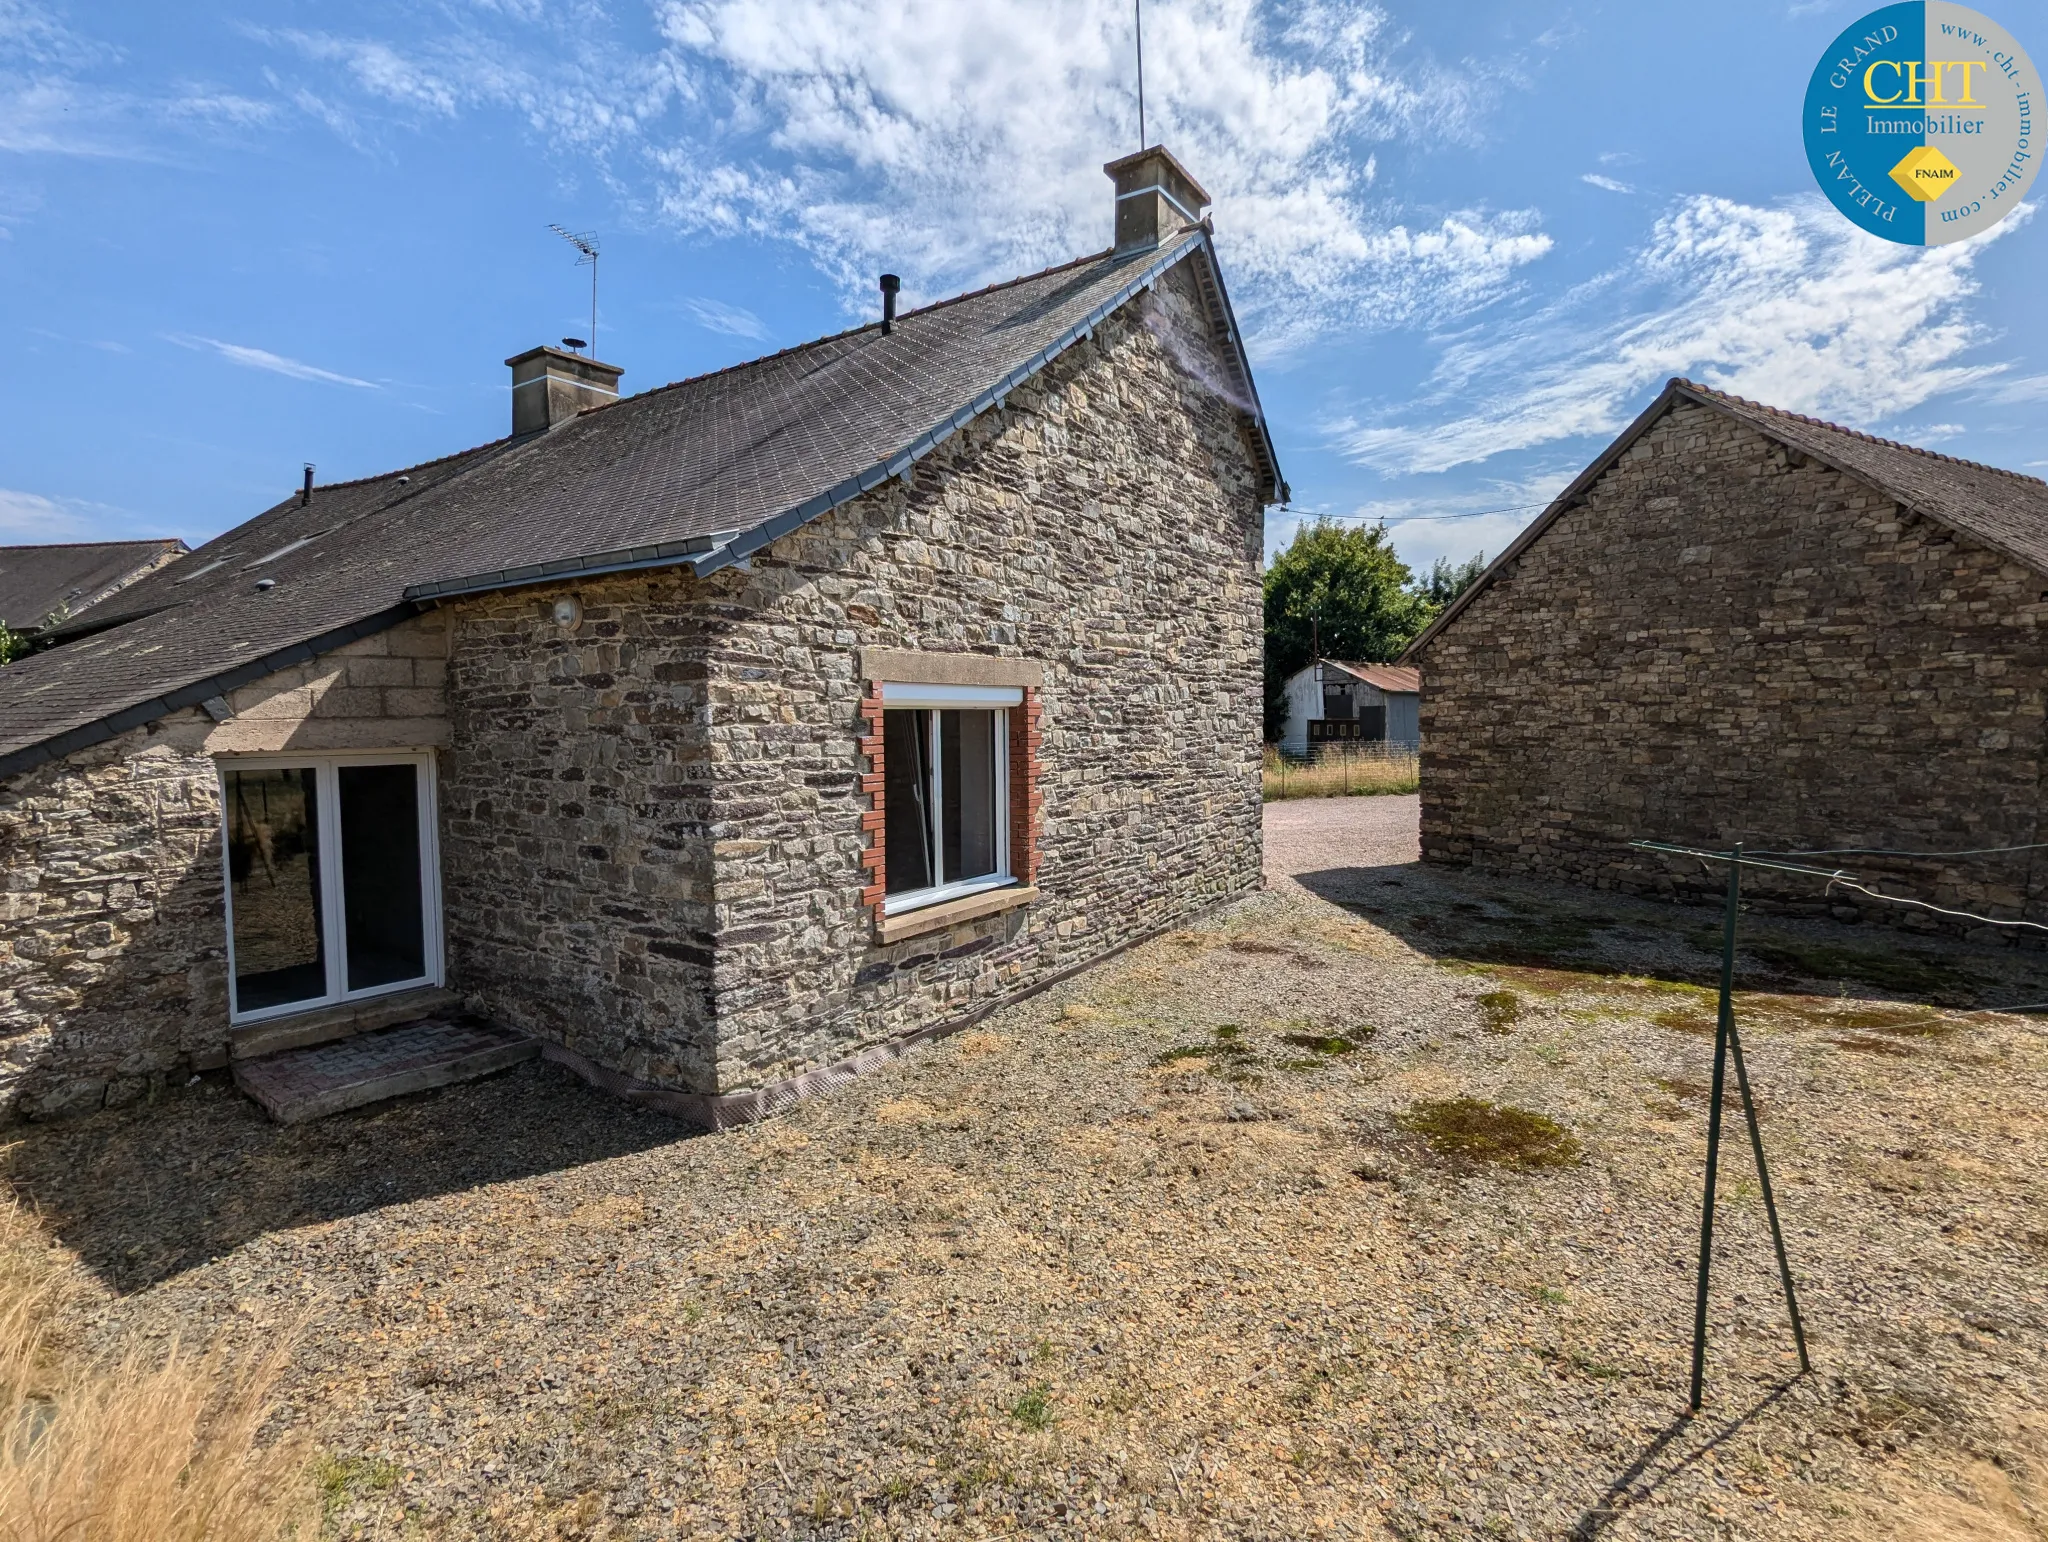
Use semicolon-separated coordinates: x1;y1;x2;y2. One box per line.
8;794;2047;1540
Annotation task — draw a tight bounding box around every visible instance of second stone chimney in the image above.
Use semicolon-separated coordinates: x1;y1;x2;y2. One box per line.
506;346;624;436
1103;145;1210;258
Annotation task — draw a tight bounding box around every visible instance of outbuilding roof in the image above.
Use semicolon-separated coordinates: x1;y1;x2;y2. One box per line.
0;230;1282;777
1323;661;1420;694
0;540;187;633
1403;378;2048;661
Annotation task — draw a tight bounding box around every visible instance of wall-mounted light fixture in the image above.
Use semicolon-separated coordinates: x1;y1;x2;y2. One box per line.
551;596;582;630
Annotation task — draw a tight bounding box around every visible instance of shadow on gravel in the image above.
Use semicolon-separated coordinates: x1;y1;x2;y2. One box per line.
3;1058;693;1296
1571;1379;1801;1537
1292;861;2048;1010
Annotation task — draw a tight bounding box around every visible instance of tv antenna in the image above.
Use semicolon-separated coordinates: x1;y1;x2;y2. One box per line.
548;224;600;358
1133;0;1147;150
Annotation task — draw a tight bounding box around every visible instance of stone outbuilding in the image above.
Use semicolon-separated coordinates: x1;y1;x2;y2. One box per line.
1275;661;1419;755
1404;378;2048;928
0;540;187;639
0;146;1284;1124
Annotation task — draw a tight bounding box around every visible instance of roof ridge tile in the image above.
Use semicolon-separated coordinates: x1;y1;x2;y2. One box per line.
1674;377;2047;487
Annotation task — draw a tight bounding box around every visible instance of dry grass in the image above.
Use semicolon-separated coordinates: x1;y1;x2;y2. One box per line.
0;1201;315;1542
1262;745;1419;800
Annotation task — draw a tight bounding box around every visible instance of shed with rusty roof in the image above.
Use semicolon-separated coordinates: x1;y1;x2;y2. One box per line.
1277;659;1420;755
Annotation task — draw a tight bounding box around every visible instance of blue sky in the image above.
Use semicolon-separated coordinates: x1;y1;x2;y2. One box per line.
1;0;2042;580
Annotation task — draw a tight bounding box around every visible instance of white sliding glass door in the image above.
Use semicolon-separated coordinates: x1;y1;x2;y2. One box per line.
220;752;443;1023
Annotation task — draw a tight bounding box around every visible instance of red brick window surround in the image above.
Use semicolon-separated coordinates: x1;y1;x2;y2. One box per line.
856;653;1042;923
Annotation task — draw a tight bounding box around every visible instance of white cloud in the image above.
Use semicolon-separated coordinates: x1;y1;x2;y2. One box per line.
1580;173;1632;193
636;0;1554;348
0;486;125;541
166;334;379;388
164;90;277;129
1334;194;2025;475
246;1;1553;349
684;297;770;339
1269;469;1572;571
0;3;275;158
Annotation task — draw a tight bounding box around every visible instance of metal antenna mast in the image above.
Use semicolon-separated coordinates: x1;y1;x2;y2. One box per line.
548;224;601;357
1134;0;1147;150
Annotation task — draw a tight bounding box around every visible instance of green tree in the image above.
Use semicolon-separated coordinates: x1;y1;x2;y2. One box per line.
1420;552;1487;608
0;621;26;667
1263;519;1432;740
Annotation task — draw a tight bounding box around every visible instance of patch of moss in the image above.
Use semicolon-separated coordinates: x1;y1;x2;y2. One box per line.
1395;1097;1582;1170
1280;1032;1359;1055
1832;1033;1919;1057
1153;1024;1256;1070
1476;990;1521;1034
1652;1006;1717;1036
1735;935;1968;998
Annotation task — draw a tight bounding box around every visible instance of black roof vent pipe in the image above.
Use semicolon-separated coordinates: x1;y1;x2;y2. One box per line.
300;464;314;506
879;273;900;335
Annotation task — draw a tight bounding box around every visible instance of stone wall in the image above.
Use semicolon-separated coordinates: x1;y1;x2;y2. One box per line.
695;260;1266;1093
437;574;719;1090
1417;401;2048;929
0;718;224;1117
0;613;452;1117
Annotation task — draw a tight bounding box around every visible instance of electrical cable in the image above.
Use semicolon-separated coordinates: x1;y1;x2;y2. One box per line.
1752;842;2048;859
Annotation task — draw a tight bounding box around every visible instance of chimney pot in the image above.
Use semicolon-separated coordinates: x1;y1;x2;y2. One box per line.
879;273;901;335
301;464;314;506
1101;144;1210;258
505;345;623;436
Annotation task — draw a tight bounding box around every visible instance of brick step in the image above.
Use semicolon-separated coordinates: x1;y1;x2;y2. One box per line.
229;986;465;1061
233;1015;539;1125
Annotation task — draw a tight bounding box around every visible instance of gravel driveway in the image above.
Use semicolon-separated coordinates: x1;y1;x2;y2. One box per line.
10;794;2047;1541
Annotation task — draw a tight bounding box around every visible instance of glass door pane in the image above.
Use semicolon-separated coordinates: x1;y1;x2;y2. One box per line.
940;709;1000;883
226;767;327;1013
338;763;427;992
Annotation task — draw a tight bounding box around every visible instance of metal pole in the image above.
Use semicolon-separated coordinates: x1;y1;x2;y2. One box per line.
1689;841;1741;1412
1726;1014;1812;1373
1134;0;1146;150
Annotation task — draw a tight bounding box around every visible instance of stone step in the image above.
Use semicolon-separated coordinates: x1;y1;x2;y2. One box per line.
229;986;465;1061
233;1015;539;1125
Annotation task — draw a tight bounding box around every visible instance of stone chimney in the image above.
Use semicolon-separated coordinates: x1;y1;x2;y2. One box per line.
1103;145;1210;258
505;346;623;436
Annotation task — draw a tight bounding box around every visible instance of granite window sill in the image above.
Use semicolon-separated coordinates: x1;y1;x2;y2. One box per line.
874;884;1039;945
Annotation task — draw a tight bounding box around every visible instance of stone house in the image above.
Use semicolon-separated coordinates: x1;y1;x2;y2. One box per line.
1275;661;1419;755
0;540;188;639
1404;377;2048;928
0;146;1284;1124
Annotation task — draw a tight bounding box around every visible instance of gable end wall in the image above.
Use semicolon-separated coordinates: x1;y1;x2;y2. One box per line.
1419;400;2048;926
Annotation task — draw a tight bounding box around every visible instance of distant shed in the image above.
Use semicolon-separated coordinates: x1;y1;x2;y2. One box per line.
1277;660;1419;755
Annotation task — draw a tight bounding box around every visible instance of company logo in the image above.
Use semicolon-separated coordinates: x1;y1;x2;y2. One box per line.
1803;3;2040;244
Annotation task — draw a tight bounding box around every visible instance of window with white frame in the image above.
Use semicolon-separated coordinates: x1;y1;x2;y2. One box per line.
880;683;1017;915
219;752;443;1022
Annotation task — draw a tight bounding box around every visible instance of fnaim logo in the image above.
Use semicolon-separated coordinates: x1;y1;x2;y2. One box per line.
1804;2;2039;244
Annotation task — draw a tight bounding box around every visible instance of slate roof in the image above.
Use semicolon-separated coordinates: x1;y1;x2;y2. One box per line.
0;230;1282;776
1404;377;2048;661
1326;662;1420;694
0;540;187;632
